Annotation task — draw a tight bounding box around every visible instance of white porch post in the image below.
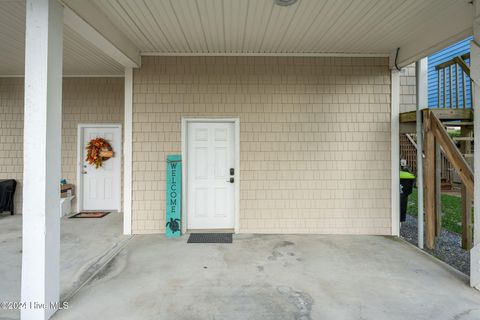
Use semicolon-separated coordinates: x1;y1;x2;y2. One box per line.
21;0;63;319
416;58;428;249
123;67;133;235
391;69;400;236
471;0;480;289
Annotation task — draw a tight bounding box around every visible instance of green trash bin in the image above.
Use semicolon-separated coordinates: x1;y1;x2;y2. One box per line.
400;171;415;222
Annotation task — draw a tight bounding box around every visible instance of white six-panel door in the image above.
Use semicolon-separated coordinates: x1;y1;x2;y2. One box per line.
187;122;235;229
81;126;121;211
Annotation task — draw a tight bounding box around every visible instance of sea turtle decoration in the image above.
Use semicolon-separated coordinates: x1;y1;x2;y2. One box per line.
166;218;181;234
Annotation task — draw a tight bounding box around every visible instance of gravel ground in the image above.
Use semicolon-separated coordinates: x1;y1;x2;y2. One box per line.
400;214;470;275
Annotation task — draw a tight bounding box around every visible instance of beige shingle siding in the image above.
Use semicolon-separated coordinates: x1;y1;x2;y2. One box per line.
61;78;124;211
0;78;124;214
400;63;417;113
132;56;392;235
0;78;24;214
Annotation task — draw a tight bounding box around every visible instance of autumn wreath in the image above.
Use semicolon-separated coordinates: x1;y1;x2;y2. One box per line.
86;138;114;168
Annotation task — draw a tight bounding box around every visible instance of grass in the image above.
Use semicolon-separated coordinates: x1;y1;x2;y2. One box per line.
407;188;462;234
447;129;461;139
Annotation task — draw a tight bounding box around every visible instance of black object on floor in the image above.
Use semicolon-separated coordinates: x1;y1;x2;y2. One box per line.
187;233;232;243
70;211;111;218
0;179;16;215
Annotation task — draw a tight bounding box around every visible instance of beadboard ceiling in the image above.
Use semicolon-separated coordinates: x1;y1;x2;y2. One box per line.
0;1;124;76
0;0;474;75
93;0;470;55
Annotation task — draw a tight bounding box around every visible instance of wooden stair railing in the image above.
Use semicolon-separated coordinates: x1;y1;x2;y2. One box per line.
400;134;418;174
429;113;474;193
399;133;455;189
435;53;471;109
423;109;474;249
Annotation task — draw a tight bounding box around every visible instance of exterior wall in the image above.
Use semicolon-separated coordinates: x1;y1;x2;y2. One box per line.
0;78;23;213
132;56;392;235
400;63;416;113
0;78;124;214
62;78;124;211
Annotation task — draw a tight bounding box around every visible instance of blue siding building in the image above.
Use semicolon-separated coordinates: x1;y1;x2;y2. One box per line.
428;37;473;108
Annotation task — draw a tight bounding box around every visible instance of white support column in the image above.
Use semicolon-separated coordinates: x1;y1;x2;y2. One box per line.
123;68;133;235
21;0;63;319
391;69;400;236
416;58;428;249
471;0;480;289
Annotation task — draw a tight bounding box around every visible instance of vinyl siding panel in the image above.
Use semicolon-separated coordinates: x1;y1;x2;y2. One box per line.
132;56;392;235
0;78;124;214
428;37;473;108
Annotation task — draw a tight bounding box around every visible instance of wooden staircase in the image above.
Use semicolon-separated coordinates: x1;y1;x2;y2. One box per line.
400;109;474;250
399;52;474;250
400;110;473;188
441;178;452;191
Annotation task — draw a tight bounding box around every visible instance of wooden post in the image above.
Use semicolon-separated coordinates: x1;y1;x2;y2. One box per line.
461;126;473;249
435;143;441;237
423;110;436;249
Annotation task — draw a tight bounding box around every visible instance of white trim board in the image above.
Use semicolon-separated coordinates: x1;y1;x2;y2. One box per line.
181;118;241;234
0;75;124;78
62;3;141;68
141;52;389;57
391;70;400;236
76;123;123;213
123;68;133;235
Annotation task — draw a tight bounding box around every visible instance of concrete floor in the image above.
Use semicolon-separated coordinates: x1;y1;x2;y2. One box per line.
0;212;128;320
53;234;480;320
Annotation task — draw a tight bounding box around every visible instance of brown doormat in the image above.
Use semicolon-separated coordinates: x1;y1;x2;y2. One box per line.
70;211;111;218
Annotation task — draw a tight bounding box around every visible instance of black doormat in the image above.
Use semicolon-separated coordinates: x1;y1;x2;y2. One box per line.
70;211;111;218
187;233;233;243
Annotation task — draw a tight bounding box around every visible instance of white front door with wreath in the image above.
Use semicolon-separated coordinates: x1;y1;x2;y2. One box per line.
78;124;122;212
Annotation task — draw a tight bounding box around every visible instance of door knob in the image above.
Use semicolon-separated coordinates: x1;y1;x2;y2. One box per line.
227;177;234;183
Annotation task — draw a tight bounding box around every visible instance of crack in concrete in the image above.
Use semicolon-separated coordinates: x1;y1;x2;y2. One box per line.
452;308;480;320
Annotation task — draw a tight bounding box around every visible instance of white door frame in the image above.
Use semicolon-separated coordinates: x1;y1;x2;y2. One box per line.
77;123;122;212
181;118;240;234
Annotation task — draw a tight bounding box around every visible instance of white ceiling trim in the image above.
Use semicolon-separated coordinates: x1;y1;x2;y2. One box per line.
0;75;125;78
390;28;473;70
141;51;390;57
390;0;474;68
61;0;141;68
0;1;126;75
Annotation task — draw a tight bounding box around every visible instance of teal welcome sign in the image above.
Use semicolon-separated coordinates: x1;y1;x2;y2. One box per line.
166;155;182;237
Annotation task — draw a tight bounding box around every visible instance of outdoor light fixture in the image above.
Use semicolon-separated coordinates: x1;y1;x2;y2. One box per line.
274;0;298;6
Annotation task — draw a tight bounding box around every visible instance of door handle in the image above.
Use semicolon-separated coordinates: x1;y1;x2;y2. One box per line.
227;177;234;183
82;171;87;174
